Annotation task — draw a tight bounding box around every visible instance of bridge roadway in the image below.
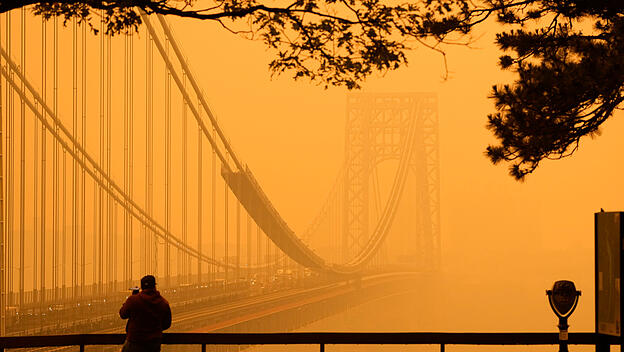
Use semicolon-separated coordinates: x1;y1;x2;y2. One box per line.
104;272;417;333
8;280;255;336
17;272;418;351
184;272;418;333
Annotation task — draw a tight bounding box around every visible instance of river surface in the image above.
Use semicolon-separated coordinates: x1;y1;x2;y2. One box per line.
244;271;614;352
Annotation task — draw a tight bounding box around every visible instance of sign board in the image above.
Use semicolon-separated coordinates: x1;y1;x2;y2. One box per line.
596;212;622;336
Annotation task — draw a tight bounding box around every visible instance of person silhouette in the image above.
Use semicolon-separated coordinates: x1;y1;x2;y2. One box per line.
120;275;172;352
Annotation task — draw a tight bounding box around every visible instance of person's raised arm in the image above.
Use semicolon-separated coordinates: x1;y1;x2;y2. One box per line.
119;297;132;319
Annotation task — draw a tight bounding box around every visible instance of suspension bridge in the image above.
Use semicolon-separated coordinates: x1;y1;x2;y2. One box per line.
0;7;440;338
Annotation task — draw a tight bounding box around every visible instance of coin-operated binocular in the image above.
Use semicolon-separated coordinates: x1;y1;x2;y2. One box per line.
129;286;140;295
547;280;581;352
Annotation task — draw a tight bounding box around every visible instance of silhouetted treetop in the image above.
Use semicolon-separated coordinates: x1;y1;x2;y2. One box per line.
6;0;476;89
485;0;624;180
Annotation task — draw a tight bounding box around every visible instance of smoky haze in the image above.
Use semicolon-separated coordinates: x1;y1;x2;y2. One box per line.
1;6;622;352
177;13;609;330
169;14;622;349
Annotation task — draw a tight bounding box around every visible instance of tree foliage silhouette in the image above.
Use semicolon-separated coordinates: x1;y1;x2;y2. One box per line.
484;0;624;180
3;1;624;179
8;0;474;88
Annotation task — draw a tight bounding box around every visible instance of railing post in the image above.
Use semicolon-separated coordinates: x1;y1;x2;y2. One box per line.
440;343;445;352
596;334;609;352
79;344;84;352
320;343;325;352
202;343;206;352
596;343;609;352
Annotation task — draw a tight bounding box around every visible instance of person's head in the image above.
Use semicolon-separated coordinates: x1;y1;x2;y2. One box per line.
140;275;157;290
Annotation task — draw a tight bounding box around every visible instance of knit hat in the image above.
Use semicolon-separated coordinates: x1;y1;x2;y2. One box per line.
140;275;156;289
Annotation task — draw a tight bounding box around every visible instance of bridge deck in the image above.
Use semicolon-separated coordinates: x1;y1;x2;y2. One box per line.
221;166;326;270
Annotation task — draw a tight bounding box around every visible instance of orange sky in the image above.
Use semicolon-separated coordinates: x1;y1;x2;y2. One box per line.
167;14;624;332
4;7;624;335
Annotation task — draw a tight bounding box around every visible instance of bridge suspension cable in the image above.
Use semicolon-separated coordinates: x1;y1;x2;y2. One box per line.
143;14;426;274
0;48;231;268
0;13;438;305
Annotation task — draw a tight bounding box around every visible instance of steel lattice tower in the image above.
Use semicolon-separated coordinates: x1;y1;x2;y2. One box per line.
342;93;440;270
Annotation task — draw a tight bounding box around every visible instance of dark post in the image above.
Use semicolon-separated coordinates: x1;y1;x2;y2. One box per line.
595;211;623;352
547;280;581;352
557;316;570;352
595;334;609;352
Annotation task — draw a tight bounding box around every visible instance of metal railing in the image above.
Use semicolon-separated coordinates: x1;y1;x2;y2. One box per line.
0;332;621;351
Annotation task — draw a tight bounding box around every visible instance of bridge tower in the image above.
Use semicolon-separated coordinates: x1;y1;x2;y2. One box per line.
342;93;440;270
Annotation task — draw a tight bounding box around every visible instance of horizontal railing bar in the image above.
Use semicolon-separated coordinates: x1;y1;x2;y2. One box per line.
0;332;620;348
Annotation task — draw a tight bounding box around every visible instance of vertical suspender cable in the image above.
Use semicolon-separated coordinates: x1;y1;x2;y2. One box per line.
337;187;341;262
328;191;333;261
333;190;337;262
256;225;260;279
54;17;63;301
114;202;118;289
62;145;67;299
92;168;97;297
72;17;78;301
105;31;110;290
211;129;216;283
61;27;67;300
127;33;134;284
144;33;152;275
98;12;104;297
246;214;251;279
5;11;13;310
148;36;154;277
107;32;112;292
104;29;110;292
142;33;147;277
124;33;129;287
164;35;170;287
197;112;202;283
332;186;335;262
279;242;284;275
129;33;134;286
266;232;270;283
186;77;190;281
32;19;40;301
81;22;86;297
236;202;240;280
40;15;50;300
140;28;145;278
91;118;97;298
18;6;25;311
280;236;286;274
182;72;187;283
41;17;51;305
0;12;6;336
338;186;341;262
34;13;41;310
224;179;228;283
337;188;340;262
